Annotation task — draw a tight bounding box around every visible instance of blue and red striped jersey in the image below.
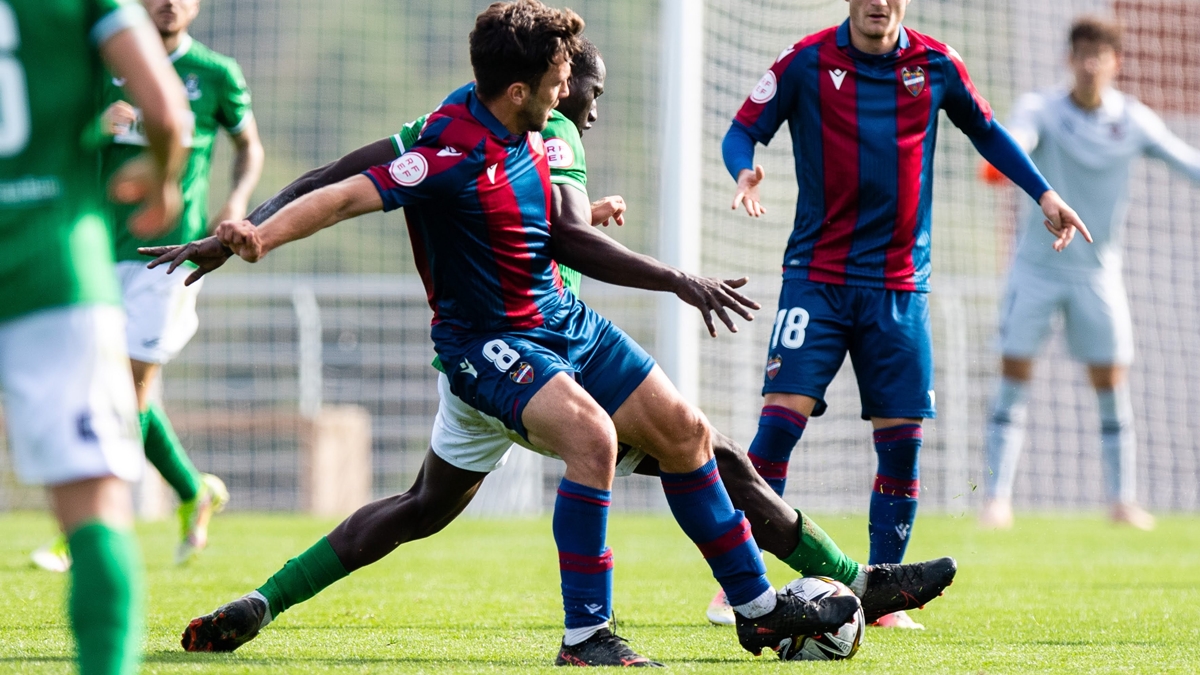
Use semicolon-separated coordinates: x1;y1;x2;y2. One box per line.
731;20;994;292
365;83;565;332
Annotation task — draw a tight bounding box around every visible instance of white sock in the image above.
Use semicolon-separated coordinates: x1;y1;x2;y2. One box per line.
563;621;608;646
1097;385;1137;504
247;590;272;628
984;377;1029;500
732;586;778;619
849;564;868;597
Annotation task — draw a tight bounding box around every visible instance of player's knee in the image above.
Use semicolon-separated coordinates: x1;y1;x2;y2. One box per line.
659;403;711;463
555;406;618;481
711;430;752;475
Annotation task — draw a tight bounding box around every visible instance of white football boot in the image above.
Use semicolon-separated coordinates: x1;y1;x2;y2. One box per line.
705;588;736;626
176;473;230;564
872;610;925;629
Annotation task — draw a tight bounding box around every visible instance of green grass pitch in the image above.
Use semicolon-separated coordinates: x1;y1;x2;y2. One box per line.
1;511;1197;673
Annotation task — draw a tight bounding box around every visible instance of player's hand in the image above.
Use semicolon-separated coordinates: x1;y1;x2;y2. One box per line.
671;274;760;337
140;235;233;286
102;100;138;136
1039;190;1092;251
590;195;626;226
731;165;766;217
108;154;182;239
215;219;266;262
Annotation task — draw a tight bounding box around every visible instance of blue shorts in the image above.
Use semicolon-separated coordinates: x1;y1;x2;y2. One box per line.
433;295;656;440
761;280;935;420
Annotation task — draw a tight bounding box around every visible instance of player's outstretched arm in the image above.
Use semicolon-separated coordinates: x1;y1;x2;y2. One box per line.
218;175;383;263
141;137;398;282
550;184;759;336
100;17;190;238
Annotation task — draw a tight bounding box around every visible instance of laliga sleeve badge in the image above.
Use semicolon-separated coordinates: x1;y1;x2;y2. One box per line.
389;152;429;186
510;362;535;385
765;355;783;380
901;66;925;97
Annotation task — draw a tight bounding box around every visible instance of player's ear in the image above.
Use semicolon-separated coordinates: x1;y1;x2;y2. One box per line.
506;81;530;108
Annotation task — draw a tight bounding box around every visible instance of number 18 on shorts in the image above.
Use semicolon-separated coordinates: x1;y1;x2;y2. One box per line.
760;280;936;420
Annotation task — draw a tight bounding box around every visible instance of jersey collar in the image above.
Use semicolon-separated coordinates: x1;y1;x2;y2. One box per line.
467;87;523;145
836;19;910;57
168;34;193;63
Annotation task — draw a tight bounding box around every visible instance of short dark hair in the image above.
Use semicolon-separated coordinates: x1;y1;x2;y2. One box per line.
470;0;586;100
1070;16;1123;54
571;38;602;84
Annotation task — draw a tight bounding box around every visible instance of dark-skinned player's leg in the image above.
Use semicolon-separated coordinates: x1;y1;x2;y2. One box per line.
181;449;486;652
633;429;956;625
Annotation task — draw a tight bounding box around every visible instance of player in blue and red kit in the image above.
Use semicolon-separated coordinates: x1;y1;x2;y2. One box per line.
188;0;860;663
722;0;1091;629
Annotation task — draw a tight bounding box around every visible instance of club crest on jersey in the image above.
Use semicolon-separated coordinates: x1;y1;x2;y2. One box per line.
750;70;777;104
545;138;574;169
184;74;202;101
389;152;428;186
765;355;783;380
901;66;925;97
510;362;535;385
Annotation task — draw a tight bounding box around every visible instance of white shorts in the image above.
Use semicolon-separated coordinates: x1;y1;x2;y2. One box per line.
0;305;143;486
116;261;203;364
998;265;1134;365
431;373;647;475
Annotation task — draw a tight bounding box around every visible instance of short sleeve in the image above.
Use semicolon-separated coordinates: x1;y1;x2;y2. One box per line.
392;115;429;155
364;146;472;212
1005;92;1044;151
89;0;147;47
732;44;803;146
216;60;253;134
542;116;587;194
938;47;994;138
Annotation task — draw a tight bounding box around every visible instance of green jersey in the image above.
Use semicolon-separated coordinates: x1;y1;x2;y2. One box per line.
0;0;146;322
392;109;586;292
104;35;252;261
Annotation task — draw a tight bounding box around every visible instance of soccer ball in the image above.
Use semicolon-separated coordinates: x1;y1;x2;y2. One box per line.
775;576;864;661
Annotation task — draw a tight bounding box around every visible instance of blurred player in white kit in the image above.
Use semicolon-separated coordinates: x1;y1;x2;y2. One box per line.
981;16;1200;530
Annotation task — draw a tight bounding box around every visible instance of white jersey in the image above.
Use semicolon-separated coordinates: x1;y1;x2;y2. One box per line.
1008;88;1200;278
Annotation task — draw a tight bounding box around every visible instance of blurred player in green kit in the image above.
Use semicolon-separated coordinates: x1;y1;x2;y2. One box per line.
1;0;190;671
31;0;263;572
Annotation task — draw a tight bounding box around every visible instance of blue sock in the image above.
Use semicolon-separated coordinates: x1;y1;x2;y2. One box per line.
868;424;922;565
553;478;613;633
747;405;807;496
660;458;771;606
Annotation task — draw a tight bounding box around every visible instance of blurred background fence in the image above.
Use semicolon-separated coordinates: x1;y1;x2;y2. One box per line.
2;0;1198;515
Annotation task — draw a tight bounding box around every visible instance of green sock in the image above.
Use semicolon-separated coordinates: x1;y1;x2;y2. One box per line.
256;536;349;619
780;510;862;586
141;402;202;502
67;522;144;675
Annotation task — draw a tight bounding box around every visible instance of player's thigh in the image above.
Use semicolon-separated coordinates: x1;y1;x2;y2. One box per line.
761;279;852;417
118;261;203;365
1064;273;1134;366
0;305;142;487
611;365;711;472
997;270;1060;360
849;289;935;420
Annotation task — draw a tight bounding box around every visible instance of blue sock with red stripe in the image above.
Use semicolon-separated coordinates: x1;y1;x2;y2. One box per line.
747;405;808;496
868;424;922;565
661;458;774;615
553;478;613;644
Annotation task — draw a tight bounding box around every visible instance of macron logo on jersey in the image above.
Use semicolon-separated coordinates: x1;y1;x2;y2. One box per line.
486;163;498;184
829;69;847;91
437;146;462;157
